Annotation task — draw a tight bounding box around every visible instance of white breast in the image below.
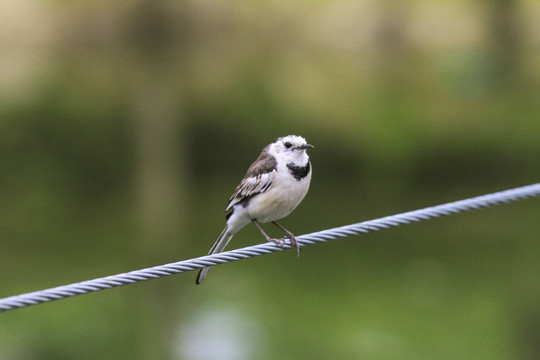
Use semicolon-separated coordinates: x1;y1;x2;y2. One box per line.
246;160;311;223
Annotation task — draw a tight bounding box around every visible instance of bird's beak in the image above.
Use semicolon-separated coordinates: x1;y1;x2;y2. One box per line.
297;144;314;150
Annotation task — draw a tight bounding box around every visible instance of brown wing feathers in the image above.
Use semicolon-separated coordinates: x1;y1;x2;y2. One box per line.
225;145;277;211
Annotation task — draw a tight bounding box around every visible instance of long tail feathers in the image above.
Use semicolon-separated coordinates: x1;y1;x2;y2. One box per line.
196;226;234;284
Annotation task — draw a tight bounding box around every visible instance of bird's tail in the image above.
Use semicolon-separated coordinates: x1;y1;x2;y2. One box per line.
196;226;234;284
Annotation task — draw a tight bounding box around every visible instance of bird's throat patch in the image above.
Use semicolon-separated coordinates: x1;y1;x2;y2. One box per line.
287;162;310;180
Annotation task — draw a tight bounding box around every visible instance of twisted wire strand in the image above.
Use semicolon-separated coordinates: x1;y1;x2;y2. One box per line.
1;183;539;313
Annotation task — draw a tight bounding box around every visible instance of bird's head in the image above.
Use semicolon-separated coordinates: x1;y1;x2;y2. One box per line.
270;135;313;162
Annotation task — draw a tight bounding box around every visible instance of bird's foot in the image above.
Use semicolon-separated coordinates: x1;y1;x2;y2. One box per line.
267;238;285;249
285;235;301;257
270;221;301;257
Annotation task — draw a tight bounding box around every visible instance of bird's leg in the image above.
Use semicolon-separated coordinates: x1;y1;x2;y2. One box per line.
272;221;301;257
252;219;284;249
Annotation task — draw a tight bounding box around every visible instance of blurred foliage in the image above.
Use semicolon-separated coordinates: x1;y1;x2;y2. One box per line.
1;0;540;359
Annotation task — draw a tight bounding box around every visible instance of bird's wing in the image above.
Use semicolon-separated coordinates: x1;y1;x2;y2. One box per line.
225;146;277;211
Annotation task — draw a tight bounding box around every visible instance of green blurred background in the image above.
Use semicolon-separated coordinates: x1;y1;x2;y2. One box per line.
1;0;540;359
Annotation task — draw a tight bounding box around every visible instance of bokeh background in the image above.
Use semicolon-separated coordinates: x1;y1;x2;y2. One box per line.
1;0;540;359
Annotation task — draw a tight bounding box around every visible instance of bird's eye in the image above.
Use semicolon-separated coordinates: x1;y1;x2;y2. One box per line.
284;142;292;149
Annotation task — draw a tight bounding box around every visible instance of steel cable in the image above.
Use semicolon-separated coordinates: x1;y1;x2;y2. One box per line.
1;183;539;313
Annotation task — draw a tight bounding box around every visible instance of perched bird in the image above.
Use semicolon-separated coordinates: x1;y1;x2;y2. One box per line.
196;135;314;284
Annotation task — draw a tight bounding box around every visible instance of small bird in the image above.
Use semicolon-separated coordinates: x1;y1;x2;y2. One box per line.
196;135;314;284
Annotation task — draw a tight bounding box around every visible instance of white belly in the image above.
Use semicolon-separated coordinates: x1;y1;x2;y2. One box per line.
247;166;311;223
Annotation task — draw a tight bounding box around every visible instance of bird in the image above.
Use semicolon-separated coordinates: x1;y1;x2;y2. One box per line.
196;135;314;284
